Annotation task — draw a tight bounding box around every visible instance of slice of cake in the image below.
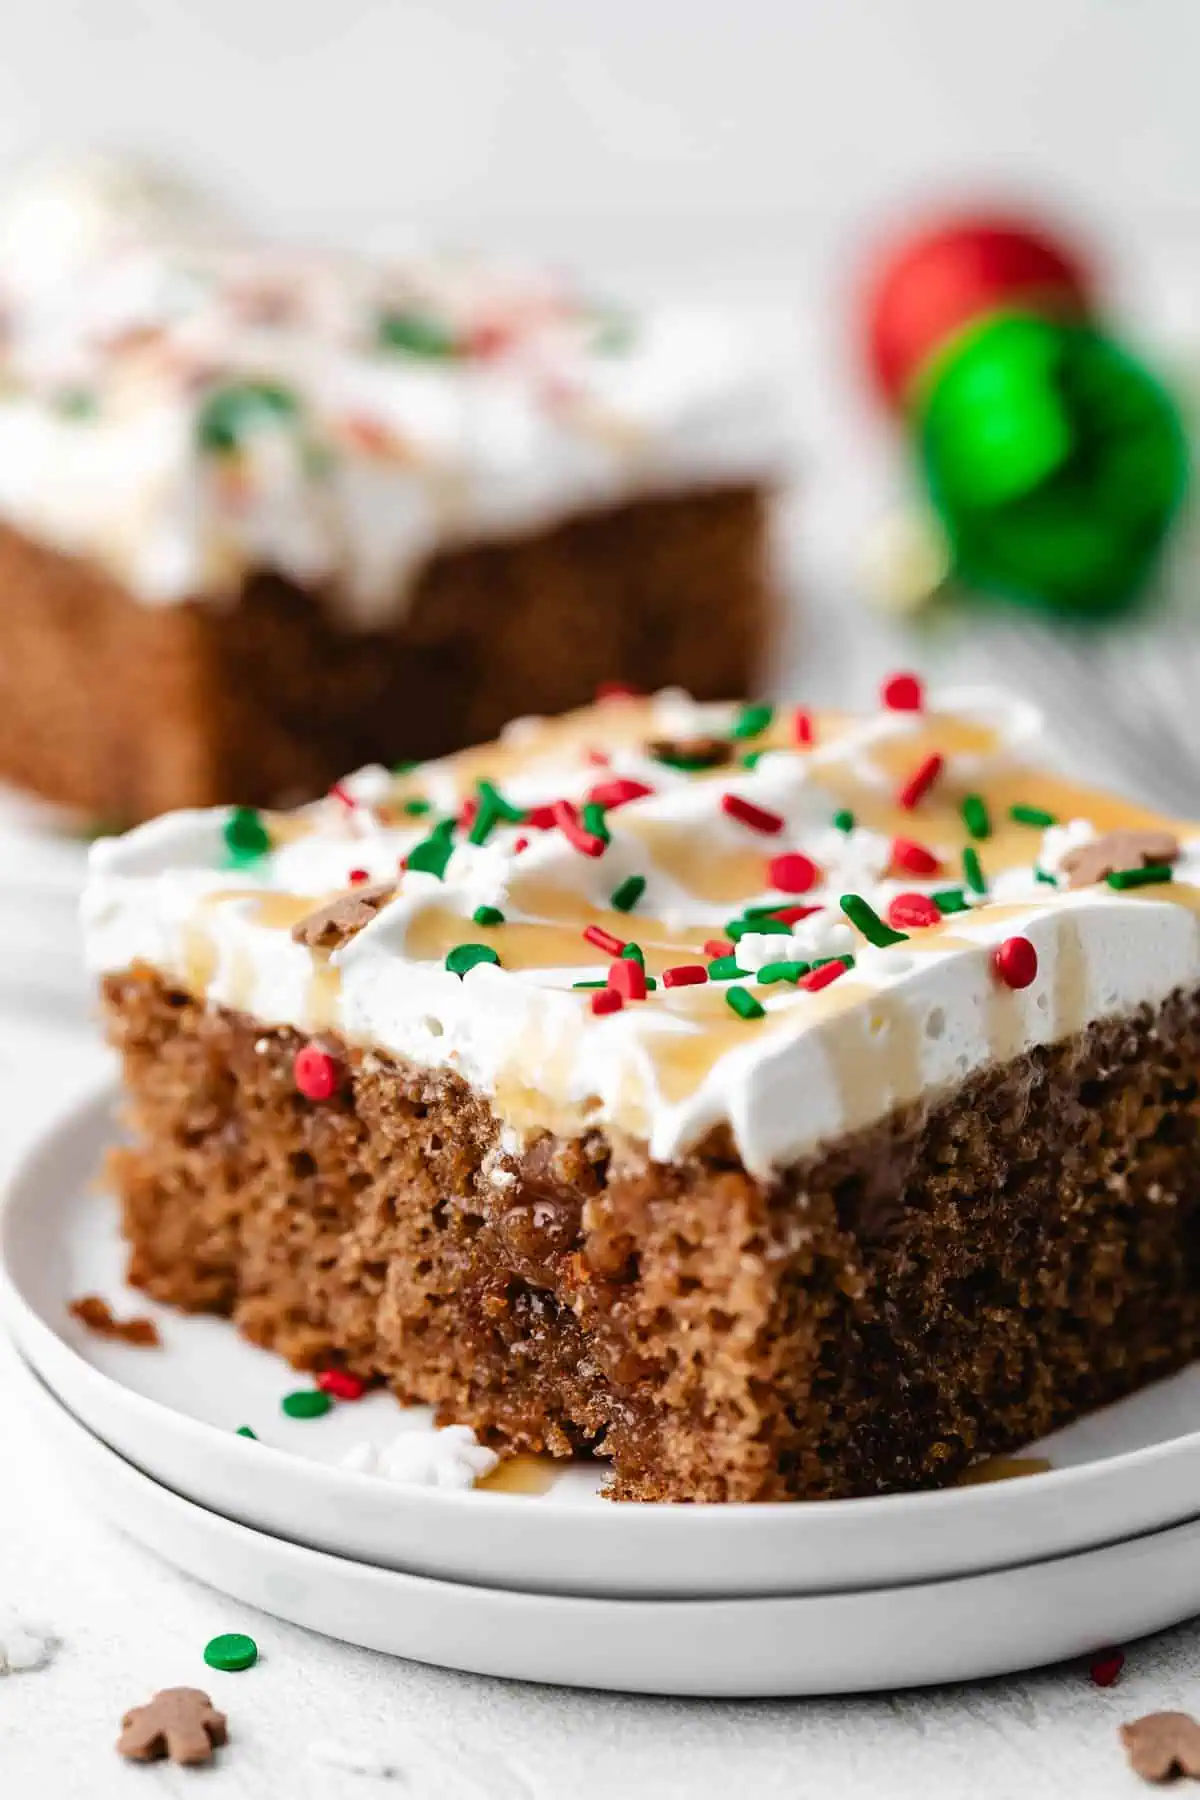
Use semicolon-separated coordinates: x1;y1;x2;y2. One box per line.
83;678;1200;1501
0;159;781;824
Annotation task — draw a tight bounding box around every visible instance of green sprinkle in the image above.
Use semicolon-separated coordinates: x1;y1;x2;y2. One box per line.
621;942;645;966
1034;867;1058;886
392;759;418;775
472;905;505;926
446;942;501;977
1106;864;1174;890
469;779;525;845
1010;804;1057;828
841;892;908;949
203;1632;258;1673
727;916;791;940
55;387;98;420
961;794;992;840
707;955;744;980
644;976;658;991
813;953;856;971
430;815;457;843
581;801;610;846
962;847;987;896
590;308;637;355
651;749;716;772
281;1390;332;1420
235;1426;257;1439
572;979;607;989
406;834;454;878
197;380;299;454
931;887;969;914
377;309;457;358
832;809;856;833
403;797;432;817
741;750;766;770
731;703;774;741
757;960;809;985
725;985;765;1021
743;900;797;918
610;874;646;913
223;805;271;860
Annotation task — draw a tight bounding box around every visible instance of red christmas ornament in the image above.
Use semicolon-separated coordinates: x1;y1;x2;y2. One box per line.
863;214;1093;407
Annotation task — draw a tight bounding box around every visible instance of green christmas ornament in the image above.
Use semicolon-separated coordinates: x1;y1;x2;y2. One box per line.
862;213;1190;619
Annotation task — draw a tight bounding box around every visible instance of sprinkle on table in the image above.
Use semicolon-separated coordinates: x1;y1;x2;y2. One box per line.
731;702;774;740
293;1044;339;1102
662;964;708;988
931;887;969;915
203;1633;258;1673
584;923;626;957
758;960;809;984
608;958;647;1002
725;985;765;1021
610;874;646;913
768;852;819;894
881;671;924;711
961;794;992;840
1088;1647;1125;1688
445;943;501;977
235;1426;257;1439
897;752;944;811
552;798;607;857
792;707;816;746
282;1389;332;1420
802;959;849;992
886;892;941;930
316;1369;367;1401
891;836;941;876
721;793;784;835
1010;803;1058;828
994;935;1038;989
707;955;743;980
832;809;855;834
1107;864;1174;890
590;987;623;1015
705;937;734;959
728;916;791;941
223;805;271;860
962;846;987;896
841;893;909;948
473;905;505;926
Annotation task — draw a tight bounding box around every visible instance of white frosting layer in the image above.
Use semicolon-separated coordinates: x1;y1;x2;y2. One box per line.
0;160;785;622
82;687;1200;1174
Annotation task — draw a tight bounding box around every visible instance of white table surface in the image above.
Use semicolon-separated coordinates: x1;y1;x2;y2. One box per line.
7;287;1200;1791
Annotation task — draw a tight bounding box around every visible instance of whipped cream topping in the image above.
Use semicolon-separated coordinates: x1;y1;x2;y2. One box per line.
0;165;784;622
83;685;1200;1174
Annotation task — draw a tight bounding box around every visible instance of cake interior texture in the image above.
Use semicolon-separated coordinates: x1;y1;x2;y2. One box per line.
104;967;1200;1503
0;485;768;824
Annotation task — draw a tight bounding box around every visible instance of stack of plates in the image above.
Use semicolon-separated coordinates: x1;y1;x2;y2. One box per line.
6;1083;1200;1697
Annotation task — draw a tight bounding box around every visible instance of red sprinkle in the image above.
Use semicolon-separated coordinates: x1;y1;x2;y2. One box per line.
328;781;358;812
768;903;823;926
705;937;734;959
887;892;941;930
583;923;626;957
316;1369;367;1401
586;777;654;811
662;964;708;988
892;835;942;876
721;793;784;835
801;959;849;993
347;867;370;886
994;935;1038;989
897;752;944;811
294;1044;338;1102
607;958;647;1002
882;671;925;711
584;748;611;767
552;799;606;857
792;708;816;747
1089;1648;1125;1688
596;681;639;702
525;804;558;831
513;835;530;854
459;796;479;833
591;987;624;1016
768;852;819;894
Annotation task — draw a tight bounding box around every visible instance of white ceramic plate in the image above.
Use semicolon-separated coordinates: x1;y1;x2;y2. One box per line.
8;1082;1200;1601
20;1351;1200;1697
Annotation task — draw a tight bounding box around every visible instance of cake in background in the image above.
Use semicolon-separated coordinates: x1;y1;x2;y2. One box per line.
0;153;785;826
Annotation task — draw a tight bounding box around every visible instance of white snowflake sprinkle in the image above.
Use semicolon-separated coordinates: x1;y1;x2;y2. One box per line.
341;1423;499;1490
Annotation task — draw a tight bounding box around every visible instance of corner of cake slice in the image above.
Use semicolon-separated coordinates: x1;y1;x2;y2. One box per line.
83;678;1200;1501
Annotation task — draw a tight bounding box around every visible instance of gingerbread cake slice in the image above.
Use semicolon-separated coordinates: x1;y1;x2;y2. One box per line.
84;679;1200;1501
0;160;780;824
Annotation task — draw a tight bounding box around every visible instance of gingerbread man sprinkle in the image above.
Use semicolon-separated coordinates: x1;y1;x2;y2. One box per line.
117;1687;228;1766
1121;1711;1200;1783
